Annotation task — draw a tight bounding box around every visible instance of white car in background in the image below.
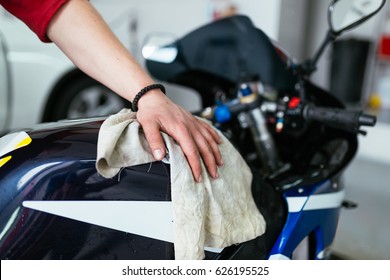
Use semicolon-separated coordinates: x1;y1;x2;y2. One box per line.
0;2;138;134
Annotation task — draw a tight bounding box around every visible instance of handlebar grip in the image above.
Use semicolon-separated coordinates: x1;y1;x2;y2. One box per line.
303;104;376;132
358;113;377;127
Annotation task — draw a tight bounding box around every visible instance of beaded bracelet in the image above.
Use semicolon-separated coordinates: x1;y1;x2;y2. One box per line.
131;83;166;112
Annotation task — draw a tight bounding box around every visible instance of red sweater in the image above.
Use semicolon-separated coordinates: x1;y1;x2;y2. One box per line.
0;0;69;42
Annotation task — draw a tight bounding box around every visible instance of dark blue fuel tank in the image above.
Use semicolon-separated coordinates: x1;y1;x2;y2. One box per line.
0;118;285;260
0;118;181;259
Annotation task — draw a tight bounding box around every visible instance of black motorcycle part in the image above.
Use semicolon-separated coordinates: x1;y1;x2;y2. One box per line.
303;104;376;134
145;15;298;107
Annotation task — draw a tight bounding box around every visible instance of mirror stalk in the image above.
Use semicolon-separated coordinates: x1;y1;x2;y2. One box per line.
301;30;338;76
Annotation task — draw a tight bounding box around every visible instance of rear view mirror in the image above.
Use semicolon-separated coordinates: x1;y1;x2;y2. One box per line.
329;0;386;34
142;32;178;64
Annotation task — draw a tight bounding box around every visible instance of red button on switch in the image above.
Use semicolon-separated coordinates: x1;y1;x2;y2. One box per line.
288;97;301;109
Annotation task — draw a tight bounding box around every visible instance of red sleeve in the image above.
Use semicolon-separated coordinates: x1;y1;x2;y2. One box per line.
0;0;69;42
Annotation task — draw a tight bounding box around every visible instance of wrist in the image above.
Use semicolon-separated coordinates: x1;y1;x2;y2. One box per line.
130;83;166;112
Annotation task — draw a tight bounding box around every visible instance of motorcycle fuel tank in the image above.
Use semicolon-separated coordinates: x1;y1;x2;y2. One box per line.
0;118;180;259
0;118;285;260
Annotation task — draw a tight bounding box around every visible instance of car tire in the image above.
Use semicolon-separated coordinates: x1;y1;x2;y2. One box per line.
46;74;130;121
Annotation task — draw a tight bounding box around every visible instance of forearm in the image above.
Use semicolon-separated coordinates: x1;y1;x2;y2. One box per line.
46;0;155;101
46;0;223;182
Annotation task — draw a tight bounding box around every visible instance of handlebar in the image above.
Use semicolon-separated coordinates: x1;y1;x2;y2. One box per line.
303;104;376;135
205;90;377;176
207;90;377;136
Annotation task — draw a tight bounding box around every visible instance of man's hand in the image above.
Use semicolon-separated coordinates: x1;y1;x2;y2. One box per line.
137;89;223;182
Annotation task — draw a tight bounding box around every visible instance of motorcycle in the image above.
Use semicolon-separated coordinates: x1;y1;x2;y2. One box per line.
0;0;384;260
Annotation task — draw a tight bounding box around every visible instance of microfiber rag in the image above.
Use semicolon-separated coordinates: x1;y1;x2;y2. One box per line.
96;108;266;259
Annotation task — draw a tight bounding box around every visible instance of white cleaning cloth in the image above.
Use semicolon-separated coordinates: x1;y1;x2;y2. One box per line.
96;108;266;259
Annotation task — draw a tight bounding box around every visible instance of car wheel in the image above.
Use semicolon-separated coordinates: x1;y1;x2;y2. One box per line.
47;75;129;121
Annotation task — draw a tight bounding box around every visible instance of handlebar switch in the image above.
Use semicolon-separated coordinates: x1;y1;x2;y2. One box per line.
275;95;306;133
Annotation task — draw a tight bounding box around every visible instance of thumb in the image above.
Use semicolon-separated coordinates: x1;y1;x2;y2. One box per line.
142;122;166;161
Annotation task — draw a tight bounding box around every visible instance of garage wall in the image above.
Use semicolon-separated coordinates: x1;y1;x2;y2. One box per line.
93;0;282;60
127;0;282;40
278;0;310;63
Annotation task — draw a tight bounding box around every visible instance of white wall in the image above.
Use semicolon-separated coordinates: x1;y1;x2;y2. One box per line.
278;0;309;62
237;0;282;40
132;0;282;41
94;0;282;61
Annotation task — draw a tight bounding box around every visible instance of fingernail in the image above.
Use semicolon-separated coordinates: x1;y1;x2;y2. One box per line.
214;171;219;179
197;175;202;183
153;149;164;160
218;159;224;166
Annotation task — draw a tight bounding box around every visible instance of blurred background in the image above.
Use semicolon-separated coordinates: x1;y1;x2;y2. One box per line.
0;0;389;259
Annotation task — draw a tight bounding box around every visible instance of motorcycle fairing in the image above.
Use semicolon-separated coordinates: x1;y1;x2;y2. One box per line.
145;15;298;106
22;200;176;243
269;178;344;260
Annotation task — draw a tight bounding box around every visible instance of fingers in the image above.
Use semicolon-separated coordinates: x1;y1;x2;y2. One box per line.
172;118;223;182
141;121;166;161
141;117;223;183
202;120;223;145
136;95;223;183
174;127;203;182
198;120;223;166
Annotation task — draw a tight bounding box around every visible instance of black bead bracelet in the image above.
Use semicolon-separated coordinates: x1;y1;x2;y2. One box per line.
130;83;166;112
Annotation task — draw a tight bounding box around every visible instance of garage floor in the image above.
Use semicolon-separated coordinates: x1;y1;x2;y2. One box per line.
332;121;390;260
